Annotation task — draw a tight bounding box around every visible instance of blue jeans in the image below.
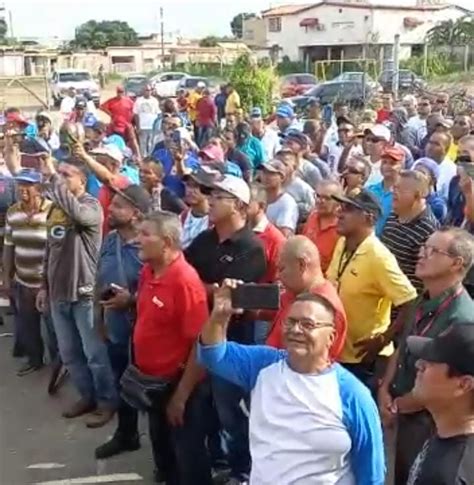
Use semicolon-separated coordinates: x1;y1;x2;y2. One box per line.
212;375;251;481
50;299;118;407
197;125;213;148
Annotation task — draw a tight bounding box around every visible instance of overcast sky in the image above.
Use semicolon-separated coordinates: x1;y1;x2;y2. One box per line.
7;0;473;40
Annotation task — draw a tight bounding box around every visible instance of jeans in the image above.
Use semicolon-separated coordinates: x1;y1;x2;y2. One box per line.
42;310;59;364
148;382;213;485
50;299;118;407
15;283;43;367
197;126;213;148
212;375;251;481
138;129;154;157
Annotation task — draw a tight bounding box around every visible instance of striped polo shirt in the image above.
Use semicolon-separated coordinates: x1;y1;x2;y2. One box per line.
4;199;52;288
380;208;439;292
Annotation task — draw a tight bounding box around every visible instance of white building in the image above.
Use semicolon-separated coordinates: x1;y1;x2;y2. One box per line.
261;1;469;63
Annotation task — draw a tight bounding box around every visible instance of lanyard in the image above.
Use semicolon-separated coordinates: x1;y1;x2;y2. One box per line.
414;286;463;336
336;246;357;290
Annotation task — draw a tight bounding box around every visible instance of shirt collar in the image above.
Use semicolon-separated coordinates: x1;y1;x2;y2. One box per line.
253;216;269;234
142;253;185;283
211;225;253;244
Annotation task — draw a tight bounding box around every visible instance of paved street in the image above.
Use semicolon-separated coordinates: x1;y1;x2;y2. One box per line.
0;317;155;485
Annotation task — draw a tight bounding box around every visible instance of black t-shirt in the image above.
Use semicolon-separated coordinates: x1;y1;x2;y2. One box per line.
407;433;474;485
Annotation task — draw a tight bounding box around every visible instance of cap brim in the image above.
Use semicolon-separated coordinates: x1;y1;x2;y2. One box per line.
331;194;363;210
407;336;436;361
182;172;216;189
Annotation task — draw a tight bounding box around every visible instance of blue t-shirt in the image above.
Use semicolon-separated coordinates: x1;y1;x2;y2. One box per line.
198;342;385;484
86;164;139;198
368;182;393;236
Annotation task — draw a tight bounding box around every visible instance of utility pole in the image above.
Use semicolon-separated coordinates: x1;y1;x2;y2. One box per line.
160;6;165;68
392;34;400;100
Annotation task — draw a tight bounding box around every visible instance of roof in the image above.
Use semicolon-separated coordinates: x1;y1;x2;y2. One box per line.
262;1;466;17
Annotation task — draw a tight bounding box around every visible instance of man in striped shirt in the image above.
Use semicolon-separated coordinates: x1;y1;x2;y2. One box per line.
381;170;439;293
3;169;52;376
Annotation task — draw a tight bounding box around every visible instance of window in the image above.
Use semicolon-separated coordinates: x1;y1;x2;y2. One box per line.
268;17;282;32
332;21;355;29
58;72;91;83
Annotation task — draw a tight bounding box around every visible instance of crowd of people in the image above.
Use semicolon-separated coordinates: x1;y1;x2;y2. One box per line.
2;79;474;485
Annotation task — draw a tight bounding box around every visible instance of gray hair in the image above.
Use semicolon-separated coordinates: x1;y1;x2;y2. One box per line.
145;210;182;250
294;292;336;321
440;227;474;272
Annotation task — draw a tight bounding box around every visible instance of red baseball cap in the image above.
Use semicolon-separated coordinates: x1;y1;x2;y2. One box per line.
382;145;406;163
6;111;29;126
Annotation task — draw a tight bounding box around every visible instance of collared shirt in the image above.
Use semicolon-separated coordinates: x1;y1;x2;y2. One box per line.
327;233;417;363
225;90;241;115
367;181;393;236
253;216;285;283
185;226;266;344
364;160;382;187
266;281;347;361
4;198;52;288
302;212;339;274
381;209;438;293
391;286;474;398
101;96;134;124
438;157;457;201
133;254;208;377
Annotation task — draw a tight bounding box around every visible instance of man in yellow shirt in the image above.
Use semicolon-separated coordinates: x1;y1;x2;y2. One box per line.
225;84;241;119
327;190;417;390
187;82;205;134
449;114;473;161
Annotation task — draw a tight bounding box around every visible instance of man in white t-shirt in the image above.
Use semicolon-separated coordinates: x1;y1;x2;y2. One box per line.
60;87;77;120
133;85;160;157
262;158;299;237
250;107;281;162
364;124;391;187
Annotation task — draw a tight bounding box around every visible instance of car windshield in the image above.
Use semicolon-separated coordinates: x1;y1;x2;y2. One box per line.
58;72;91;83
186;78;206;88
295;75;316;85
126;77;147;85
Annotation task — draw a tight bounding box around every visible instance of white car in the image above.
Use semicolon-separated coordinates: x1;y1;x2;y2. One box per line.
50;69;100;107
150;71;187;98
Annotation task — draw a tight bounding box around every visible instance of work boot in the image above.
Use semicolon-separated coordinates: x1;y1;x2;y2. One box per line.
95;433;140;459
62;399;96;419
85;406;116;429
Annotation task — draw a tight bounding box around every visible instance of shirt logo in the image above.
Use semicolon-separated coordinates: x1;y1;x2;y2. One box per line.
50;225;66;240
152;296;164;308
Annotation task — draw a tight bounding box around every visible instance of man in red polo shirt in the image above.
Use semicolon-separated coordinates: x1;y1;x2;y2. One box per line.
100;86;134;126
134;211;213;485
266;235;347;361
196;88;217;148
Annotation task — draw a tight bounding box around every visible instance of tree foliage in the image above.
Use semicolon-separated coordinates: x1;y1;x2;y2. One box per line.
229;54;276;116
427;16;474;46
230;13;256;38
199;36;219;48
71;20;140;50
0;18;7;40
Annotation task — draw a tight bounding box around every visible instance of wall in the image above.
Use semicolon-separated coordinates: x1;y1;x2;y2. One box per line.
242;17;267;47
0;55;24;76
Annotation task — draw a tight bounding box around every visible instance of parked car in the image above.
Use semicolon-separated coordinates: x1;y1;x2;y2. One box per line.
124;74;149;100
304;80;374;108
379;69;427;92
50;69;100;107
280;73;318;98
332;72;381;92
150;71;187;98
175;76;210;95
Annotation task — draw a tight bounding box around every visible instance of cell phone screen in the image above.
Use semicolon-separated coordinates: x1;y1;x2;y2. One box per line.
231;284;280;311
20;153;43;169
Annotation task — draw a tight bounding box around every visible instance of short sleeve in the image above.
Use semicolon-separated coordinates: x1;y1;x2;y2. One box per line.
274;197;299;232
374;249;417;307
179;281;209;340
326;238;344;285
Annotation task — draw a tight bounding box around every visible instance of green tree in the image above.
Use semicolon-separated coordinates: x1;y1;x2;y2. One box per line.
229;54;276;116
230;13;256;38
71;20;140;50
427;16;474;48
0;18;7;41
199;36;219;47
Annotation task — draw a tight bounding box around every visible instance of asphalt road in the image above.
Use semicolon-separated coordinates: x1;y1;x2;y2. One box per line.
0;317;155;485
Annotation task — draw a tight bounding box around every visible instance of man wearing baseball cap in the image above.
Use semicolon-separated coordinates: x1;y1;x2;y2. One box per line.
185;174;266;483
405;325;474;484
250;106;281;161
363;124;392;187
275;102;299;139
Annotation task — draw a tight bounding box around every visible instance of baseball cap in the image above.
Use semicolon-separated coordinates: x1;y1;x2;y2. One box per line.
413;157;440;183
90;144;124;165
332;190;382;218
15;168;43;184
197;81;206;89
250;107;263;119
407;324;474;376
199;144;224;162
284;130;309;150
75;98;87;109
115;184;151;214
6;111;29;126
211;174;250;204
183;166;223;189
365;124;391;142
276;103;295;119
436;118;454;129
261;159;287;177
381;145;406;163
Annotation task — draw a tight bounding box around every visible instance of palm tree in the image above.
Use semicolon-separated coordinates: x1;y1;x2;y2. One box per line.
427;16;474;48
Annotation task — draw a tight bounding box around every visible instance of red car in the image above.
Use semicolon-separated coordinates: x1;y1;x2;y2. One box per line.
280;73;318;98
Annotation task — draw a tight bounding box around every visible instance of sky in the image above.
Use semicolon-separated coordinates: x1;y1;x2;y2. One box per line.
6;0;473;40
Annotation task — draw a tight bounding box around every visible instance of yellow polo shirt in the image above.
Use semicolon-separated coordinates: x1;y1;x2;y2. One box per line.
447;142;458;162
187;90;202;122
327;233;417;363
225;90;241;115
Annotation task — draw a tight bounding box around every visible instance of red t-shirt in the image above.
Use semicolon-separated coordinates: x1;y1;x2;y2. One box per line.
196;96;217;127
101;96;134;124
98;175;130;235
376;109;391;124
133;255;209;377
254;220;285;283
266;280;347;361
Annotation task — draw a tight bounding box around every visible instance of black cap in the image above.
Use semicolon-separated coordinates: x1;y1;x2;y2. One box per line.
407;324;474;376
332;190;382;218
284;130;309;149
115;184;151;214
182;166;223;189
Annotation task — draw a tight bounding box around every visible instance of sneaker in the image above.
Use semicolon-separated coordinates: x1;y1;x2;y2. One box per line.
95;433;140;459
17;362;43;377
62;399;96;419
85;407;116;429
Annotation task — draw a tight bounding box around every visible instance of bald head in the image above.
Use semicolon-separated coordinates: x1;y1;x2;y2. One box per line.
282;236;321;268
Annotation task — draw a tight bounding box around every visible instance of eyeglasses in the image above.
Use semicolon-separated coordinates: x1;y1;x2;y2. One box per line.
419;243;454;259
345;167;364;176
283;318;334;332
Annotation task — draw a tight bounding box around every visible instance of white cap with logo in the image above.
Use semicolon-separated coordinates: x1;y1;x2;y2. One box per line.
212;175;250;205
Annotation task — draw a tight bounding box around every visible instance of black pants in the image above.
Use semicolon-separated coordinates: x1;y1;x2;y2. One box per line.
16;283;43;367
342;357;388;398
148;382;213;485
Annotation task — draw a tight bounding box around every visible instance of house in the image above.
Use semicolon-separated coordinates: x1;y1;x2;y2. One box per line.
261;0;469;63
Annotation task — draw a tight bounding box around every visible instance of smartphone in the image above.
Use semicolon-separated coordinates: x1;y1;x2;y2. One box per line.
171;129;182;149
20;152;46;169
322;104;333;127
458;162;474;179
231;284;280;311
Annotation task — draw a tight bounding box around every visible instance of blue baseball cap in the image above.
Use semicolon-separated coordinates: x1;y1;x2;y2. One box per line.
15;168;43;184
250;107;262;118
84;113;98;128
276;103;294;119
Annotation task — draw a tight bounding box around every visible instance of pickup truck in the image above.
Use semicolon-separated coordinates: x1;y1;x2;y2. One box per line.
50;69;101;107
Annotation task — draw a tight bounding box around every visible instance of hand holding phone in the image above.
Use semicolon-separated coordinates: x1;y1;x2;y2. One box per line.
231;283;280;311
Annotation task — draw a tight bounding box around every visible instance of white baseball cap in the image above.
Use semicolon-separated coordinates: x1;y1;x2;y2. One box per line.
90;144;124;165
211;175;250;205
365;124;391;142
